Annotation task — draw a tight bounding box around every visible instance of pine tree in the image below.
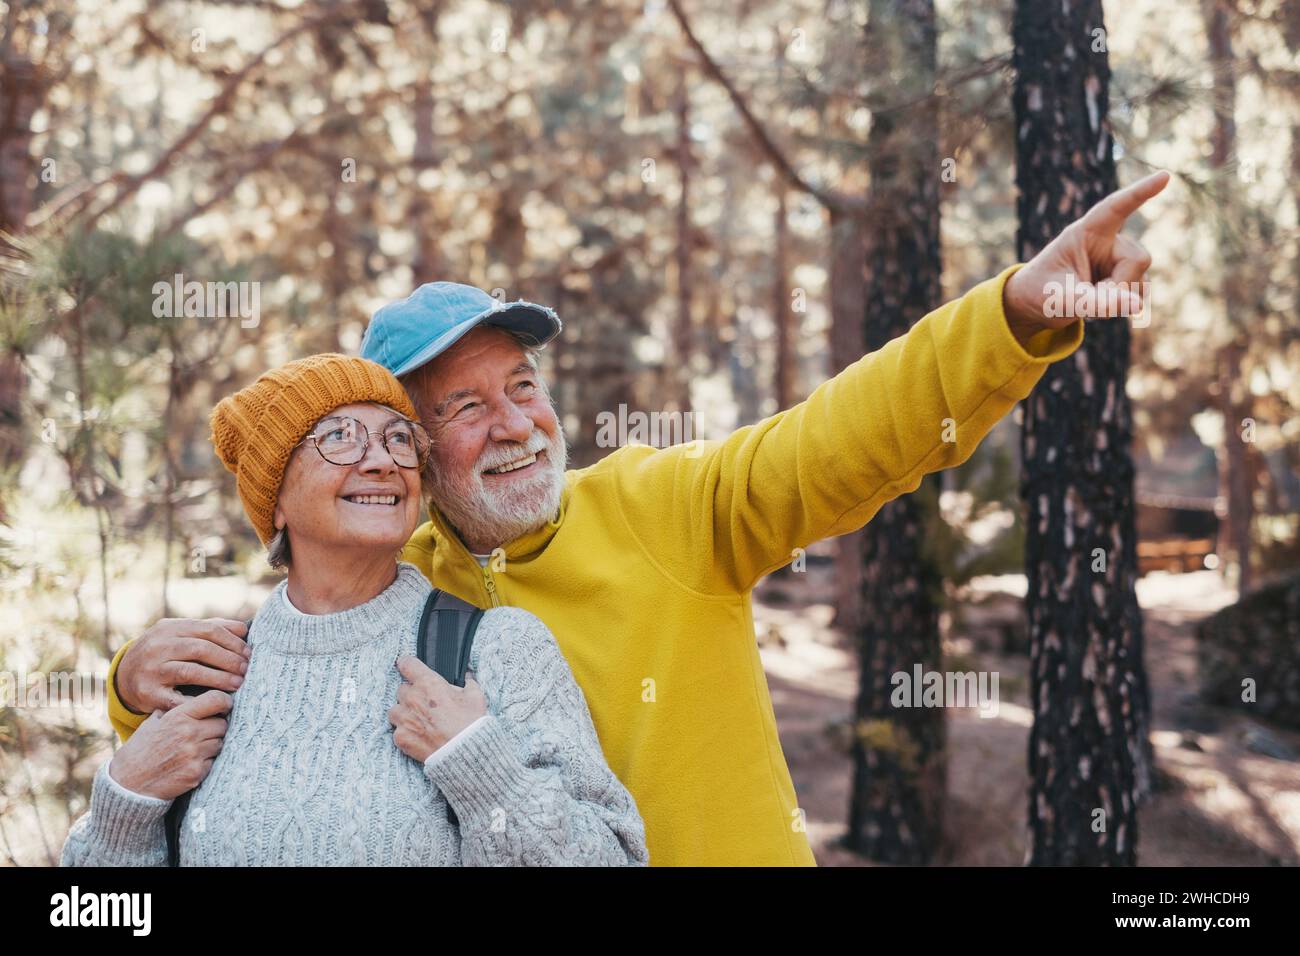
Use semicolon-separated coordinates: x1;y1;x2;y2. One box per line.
1012;0;1152;865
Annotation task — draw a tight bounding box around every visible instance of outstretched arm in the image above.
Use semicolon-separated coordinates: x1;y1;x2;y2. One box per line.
606;171;1170;595
421;607;648;866
607;263;1083;595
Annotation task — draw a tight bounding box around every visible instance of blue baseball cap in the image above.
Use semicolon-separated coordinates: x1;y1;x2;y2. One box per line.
360;282;563;378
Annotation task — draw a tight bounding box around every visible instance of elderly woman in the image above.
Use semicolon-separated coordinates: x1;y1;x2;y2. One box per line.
60;353;648;866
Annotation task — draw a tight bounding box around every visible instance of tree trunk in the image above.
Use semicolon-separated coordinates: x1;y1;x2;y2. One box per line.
0;48;44;514
1013;0;1152;865
672;69;694;415
161;344;179;618
845;0;945;865
705;168;736;373
765;187;799;583
0;51;41;238
829;208;866;633
773;187;795;410
409;73;441;282
1204;0;1254;596
408;5;444;283
1216;343;1254;594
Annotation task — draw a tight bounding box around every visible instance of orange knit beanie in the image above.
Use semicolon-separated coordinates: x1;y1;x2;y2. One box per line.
209;353;420;546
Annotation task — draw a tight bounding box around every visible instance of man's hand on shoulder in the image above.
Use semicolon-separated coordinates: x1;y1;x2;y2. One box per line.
116;618;251;714
1002;170;1170;347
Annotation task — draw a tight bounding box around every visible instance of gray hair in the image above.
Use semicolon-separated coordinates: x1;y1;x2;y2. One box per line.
266;526;291;570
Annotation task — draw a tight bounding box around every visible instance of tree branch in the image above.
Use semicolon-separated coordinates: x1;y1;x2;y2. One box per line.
665;0;867;216
50;0;379;234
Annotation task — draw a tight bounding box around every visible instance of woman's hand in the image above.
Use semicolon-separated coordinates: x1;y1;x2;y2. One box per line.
389;656;488;763
107;689;233;799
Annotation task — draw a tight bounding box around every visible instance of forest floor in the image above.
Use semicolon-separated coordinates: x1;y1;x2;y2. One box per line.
755;550;1300;866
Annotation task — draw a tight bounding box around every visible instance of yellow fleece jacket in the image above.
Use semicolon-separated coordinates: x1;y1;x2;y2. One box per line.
105;263;1083;866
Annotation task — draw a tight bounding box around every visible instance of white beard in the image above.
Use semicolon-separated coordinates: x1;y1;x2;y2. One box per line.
425;422;569;552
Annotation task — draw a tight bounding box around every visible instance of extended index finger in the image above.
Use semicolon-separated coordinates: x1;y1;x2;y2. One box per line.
1080;170;1171;235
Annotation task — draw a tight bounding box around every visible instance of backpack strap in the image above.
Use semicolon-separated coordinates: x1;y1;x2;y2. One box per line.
417;587;485;829
417;587;485;688
165;618;252;867
164;784;190;867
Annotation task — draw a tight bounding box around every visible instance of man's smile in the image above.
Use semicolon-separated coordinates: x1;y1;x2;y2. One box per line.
483;449;546;478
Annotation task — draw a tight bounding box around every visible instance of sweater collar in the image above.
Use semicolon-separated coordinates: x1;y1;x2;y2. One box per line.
251;562;431;656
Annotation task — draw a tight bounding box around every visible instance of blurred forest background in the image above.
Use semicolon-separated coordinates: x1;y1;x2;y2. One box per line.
1;0;1297;866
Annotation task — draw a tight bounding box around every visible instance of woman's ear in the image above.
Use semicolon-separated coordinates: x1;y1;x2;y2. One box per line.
273;502;285;531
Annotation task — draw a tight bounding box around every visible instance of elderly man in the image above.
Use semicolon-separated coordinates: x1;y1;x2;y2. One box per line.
103;171;1169;866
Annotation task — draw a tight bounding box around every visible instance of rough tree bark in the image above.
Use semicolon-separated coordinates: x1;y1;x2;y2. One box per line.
829;209;866;633
844;0;945;865
1013;0;1152;865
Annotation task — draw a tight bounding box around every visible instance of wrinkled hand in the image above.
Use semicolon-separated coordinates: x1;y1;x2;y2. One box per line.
116;618;250;714
389;656;488;764
108;690;233;800
1003;170;1171;341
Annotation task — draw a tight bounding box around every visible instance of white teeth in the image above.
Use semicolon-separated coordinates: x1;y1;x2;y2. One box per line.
345;495;398;505
486;453;537;475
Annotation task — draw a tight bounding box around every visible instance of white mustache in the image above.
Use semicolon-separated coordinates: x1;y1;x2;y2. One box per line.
477;432;552;473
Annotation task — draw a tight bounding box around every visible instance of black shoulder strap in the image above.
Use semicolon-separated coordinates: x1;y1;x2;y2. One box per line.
164;618;252;867
416;588;485;688
164;784;190;867
417;588;485;829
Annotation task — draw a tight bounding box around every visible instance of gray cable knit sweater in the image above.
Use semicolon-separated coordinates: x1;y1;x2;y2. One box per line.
60;562;649;866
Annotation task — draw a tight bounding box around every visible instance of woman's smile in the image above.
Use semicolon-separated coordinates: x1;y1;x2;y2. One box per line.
340;493;403;506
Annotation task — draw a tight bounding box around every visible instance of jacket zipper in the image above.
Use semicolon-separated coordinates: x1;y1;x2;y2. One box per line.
481;562;502;607
435;512;504;608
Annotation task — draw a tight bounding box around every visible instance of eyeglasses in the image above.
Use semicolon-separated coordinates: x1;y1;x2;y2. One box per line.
296;415;431;469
